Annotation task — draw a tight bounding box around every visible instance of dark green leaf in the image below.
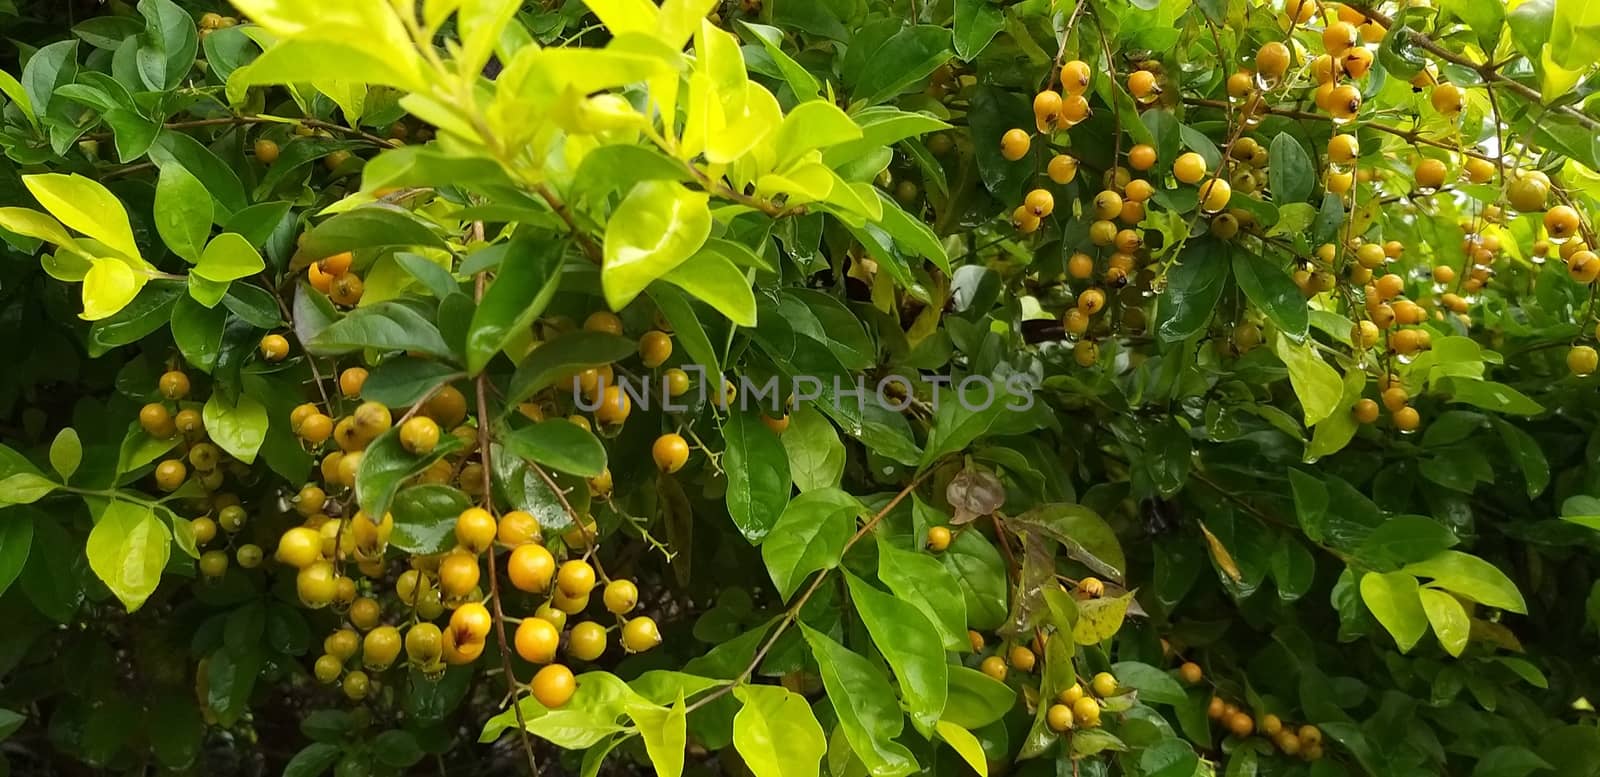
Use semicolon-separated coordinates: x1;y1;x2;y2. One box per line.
466;238;565;374
355;427;465;521
501;421;607;478
722;408;792;544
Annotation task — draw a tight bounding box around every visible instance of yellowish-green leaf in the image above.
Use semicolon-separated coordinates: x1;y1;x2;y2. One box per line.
457;0;522;76
1306;366;1367;461
628;696;687;777
23;174;141;261
582;0;660;38
934;721;988;777
773;101;862;170
0;69;37;129
1072;592;1132;645
732;685;827;777
0;472;57;505
203;391;269;464
82;258;145;321
602;181;712;310
86;501;170;612
1359;571;1428;652
229;0;427;90
0;207;81;251
228;39;426;105
1401;550;1527;613
194;233;266;283
706;82;781;164
657;0;717;49
1419;587;1470;657
1273;331;1342;426
662;247;756;326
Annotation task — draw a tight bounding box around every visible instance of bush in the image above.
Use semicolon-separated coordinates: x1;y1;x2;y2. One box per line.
1;0;1599;775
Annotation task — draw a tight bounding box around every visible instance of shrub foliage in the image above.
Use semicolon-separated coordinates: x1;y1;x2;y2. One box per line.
0;0;1599;776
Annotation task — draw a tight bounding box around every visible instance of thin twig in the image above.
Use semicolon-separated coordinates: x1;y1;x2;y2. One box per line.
684;467;938;713
472;229;542;777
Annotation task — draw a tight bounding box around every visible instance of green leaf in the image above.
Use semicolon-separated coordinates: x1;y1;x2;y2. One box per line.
648;283;722;379
739;22;823;100
203;392;268;464
86;501;170;612
170;295;227;373
761;488;859;599
360;359;462;408
872;192;950;274
952;0;1005;60
732;685;828;777
662;244;756;327
501;421;607;478
1008;503;1126;582
390;485;473;554
1419;587;1470;656
49;428;81;482
1359;571;1428;652
723;407;792;544
0;473;58;506
1268;133;1314;204
23;173;141;261
1158;241;1228;342
800;624;918;777
1439;378;1544;416
284;743;341;777
940;529;1008;630
194;233;265;283
507;332;637;405
629;697;687;777
844;571;948;734
1109;661;1187;705
310;302;453;359
1232;251;1307;338
154;163;213;264
300;206;449;260
602;181;713;311
942;666;1014;730
480;671;643;747
1357;516;1458;569
466;237;565;374
22;40;76;123
137;0;198;91
781;405;845;492
1273;331;1342;426
1491;418;1549;498
1401;550;1527;613
876;535;968;651
0;510;34;598
851;25;951;106
356;427;465;522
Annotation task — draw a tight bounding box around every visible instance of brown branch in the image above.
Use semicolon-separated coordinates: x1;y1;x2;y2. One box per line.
1181;97;1499;163
90;115;400;148
472;232;542;777
1343;2;1599;131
